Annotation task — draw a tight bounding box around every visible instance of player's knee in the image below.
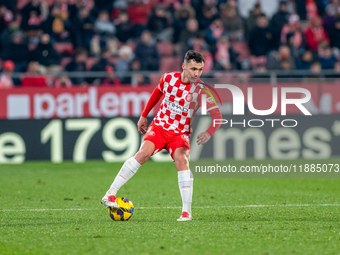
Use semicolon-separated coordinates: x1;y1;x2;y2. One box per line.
175;154;189;169
135;150;152;164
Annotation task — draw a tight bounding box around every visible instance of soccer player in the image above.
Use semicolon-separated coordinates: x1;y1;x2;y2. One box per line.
101;50;222;221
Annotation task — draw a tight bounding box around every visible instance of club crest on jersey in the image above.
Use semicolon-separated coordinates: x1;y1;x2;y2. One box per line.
148;131;155;136
185;93;193;102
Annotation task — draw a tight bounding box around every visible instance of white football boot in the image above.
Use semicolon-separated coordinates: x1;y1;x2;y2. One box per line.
177;211;193;221
101;194;119;209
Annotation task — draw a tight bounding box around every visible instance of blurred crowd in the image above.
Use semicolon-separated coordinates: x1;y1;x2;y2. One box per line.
1;0;340;88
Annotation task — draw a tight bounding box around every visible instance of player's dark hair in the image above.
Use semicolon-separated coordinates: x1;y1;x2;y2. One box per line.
184;50;205;64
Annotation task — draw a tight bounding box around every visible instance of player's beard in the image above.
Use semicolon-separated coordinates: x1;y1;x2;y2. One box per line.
190;77;198;83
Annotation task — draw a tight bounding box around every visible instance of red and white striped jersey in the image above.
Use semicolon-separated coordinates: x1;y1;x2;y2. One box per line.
153;71;218;133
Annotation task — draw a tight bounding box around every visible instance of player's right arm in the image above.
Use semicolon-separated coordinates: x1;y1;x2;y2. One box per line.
137;74;166;134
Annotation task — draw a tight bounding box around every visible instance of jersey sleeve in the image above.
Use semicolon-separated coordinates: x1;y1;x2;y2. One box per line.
141;85;163;118
205;107;222;136
157;73;166;93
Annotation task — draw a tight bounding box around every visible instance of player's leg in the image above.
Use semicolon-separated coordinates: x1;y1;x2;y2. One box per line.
101;141;155;209
173;147;194;221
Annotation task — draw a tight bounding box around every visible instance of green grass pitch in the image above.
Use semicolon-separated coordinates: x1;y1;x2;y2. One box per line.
1;159;340;255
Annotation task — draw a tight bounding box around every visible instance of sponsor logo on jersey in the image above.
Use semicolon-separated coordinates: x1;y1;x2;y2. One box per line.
165;99;189;113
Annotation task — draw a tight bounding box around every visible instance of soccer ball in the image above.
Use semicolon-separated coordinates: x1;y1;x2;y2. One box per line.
108;197;134;221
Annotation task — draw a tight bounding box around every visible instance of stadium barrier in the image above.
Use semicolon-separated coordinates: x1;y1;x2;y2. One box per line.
0;86;156;119
0;115;339;164
1;82;340;163
1;83;340;120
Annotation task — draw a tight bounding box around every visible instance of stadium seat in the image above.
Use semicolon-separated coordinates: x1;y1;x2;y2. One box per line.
157;42;173;57
17;0;30;9
108;56;118;65
86;57;98;71
28;43;37;51
213;72;239;79
18;0;61;9
231;41;250;60
149;0;161;7
117;41;136;51
249;55;268;69
46;0;55;6
160;56;182;71
53;43;75;55
149;73;162;85
60;57;73;69
127;4;151;25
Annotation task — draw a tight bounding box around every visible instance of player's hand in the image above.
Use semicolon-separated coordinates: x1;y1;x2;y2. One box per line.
137;116;148;135
196;132;211;145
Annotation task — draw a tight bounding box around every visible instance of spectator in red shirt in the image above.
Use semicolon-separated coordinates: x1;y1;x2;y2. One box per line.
305;16;329;51
21;61;47;87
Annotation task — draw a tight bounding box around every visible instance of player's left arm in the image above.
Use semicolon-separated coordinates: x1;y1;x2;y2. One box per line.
196;107;222;145
196;90;222;145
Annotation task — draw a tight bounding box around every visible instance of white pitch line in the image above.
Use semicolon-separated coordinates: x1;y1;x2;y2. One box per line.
1;204;340;212
0;208;98;212
138;204;340;209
